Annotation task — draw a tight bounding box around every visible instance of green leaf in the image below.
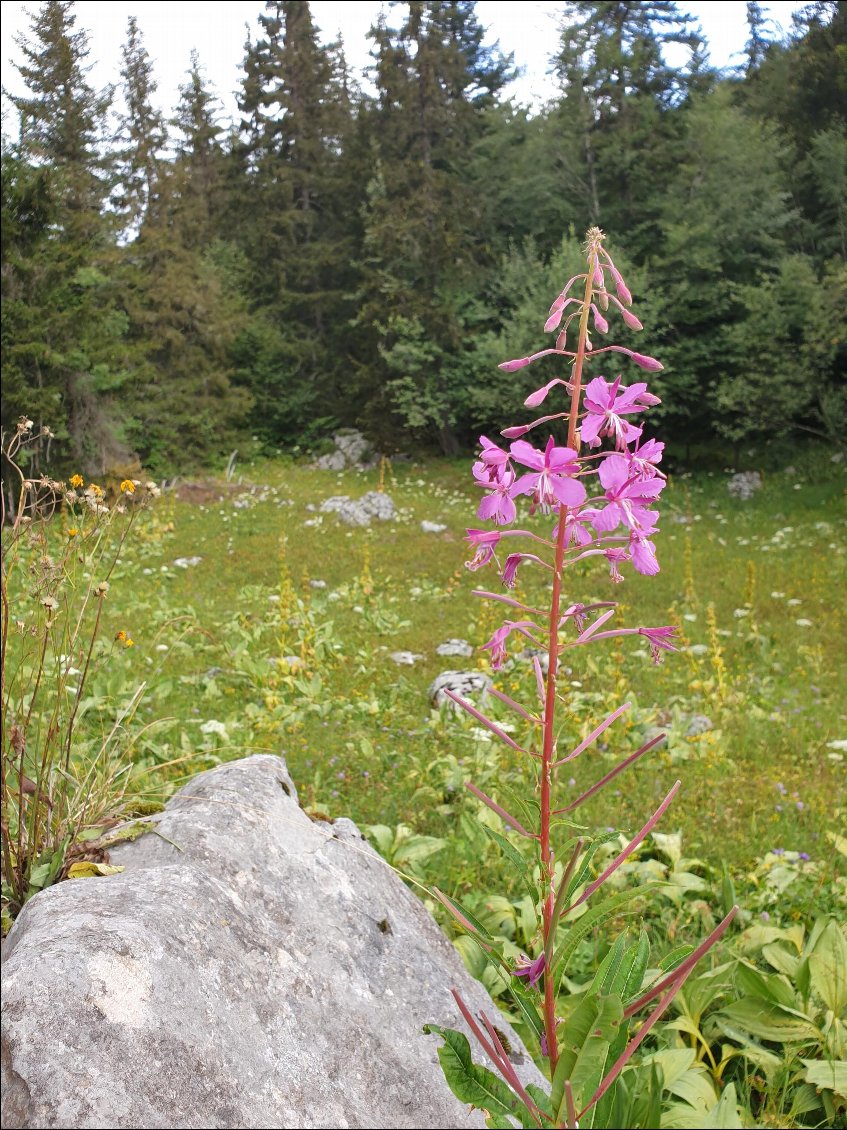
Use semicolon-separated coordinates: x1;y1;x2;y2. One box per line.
734;960;797;1011
801;1058;847;1099
807;918;847;1015
423;1025;527;1125
551;885;654;991
658;944;696;973
718;999;819;1043
508;981;545;1045
703;1083;743;1129
550;990;624;1119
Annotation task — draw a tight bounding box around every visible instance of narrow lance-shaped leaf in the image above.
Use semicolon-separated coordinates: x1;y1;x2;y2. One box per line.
561;782;681;916
552;702;630;768
623;908;738;1018
489;686;542;725
547;838;585;969
554;733;666;811
444;690;532;755
465;780;539;839
431;887;496;947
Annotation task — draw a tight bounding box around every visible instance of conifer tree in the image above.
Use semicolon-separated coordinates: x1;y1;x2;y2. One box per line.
359;0;513;452
5;1;129;472
113;16;166;236
229;1;359;442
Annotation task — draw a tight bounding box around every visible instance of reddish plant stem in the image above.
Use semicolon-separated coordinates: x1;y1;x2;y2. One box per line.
539;239;598;1075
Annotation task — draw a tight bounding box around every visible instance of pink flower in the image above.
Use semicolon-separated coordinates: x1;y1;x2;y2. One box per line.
604;547;629;583
624;436;665;480
475;435;511;482
464;529;500;570
481;620;538;669
639;626;678;663
474;465;517;525
581;376;659;450
560;507;594;548
513;952;545;988
591;454;665;533
630;531;660;575
502;552;548;589
510;437;587;513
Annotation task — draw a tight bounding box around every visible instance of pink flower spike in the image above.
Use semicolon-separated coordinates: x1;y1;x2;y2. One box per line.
499;356;532;372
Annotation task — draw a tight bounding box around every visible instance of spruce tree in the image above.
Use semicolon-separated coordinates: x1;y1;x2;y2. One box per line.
113;16;166;236
229;1;359;442
359;1;513;452
6;1;129;472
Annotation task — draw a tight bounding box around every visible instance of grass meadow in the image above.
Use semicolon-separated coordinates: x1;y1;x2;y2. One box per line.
4;443;846;1127
108;451;845;875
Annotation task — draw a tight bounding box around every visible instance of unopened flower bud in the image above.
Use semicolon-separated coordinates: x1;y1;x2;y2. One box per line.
592;305;609;334
609;265;632;306
498;356;532;373
501;424;531;439
621;308;643;331
544;309;563;333
628;351;663;372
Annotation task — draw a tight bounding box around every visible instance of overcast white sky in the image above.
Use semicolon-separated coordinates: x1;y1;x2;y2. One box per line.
2;1;804;128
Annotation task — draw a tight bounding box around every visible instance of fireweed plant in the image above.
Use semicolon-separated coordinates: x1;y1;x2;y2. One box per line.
425;229;738;1129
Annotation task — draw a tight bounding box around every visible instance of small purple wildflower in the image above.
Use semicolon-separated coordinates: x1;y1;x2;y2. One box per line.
513;952;545;989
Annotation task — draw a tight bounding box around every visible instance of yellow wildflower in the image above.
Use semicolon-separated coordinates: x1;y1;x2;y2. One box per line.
67;527;79;538
120;479;136;495
115;630;127;642
70;474;84;488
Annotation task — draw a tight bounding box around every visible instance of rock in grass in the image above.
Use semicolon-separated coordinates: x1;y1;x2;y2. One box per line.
685;713;713;737
319;491;395;526
1;756;540;1129
436;639;474;658
429;670;493;709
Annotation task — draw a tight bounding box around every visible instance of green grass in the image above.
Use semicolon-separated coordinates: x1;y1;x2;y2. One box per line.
94;449;845;888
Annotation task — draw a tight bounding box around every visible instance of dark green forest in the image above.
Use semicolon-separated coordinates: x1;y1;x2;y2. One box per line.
2;1;845;476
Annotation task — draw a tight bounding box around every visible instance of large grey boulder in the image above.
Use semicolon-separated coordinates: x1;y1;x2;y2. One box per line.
1;755;540;1130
